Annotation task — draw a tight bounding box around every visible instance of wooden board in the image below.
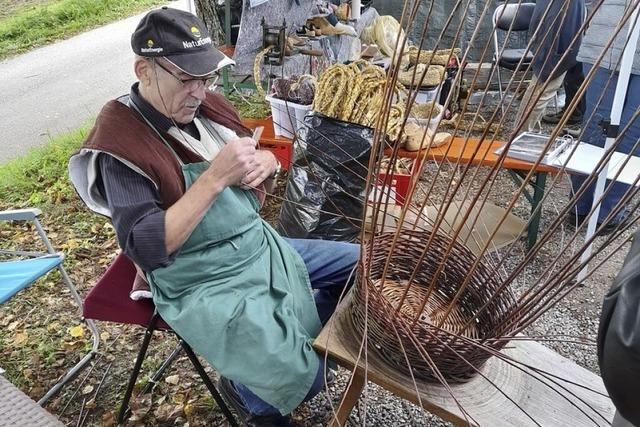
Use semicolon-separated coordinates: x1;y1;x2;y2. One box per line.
314;295;614;427
389;137;558;173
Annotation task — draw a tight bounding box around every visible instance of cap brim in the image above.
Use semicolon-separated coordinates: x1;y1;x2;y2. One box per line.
165;47;235;77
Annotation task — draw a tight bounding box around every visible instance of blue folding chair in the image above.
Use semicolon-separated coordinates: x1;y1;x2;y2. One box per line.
0;208;99;405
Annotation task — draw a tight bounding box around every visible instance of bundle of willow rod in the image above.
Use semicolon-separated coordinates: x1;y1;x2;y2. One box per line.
407;46;462;66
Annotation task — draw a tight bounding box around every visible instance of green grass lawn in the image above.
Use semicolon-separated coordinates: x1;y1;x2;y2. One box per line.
0;124;88;208
0;0;165;59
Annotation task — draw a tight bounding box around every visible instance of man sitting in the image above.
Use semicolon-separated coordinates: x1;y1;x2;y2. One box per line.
69;7;358;426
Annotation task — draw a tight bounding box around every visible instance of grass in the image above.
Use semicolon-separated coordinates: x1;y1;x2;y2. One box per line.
0;0;165;59
0;122;116;398
226;91;272;119
0;115;259;424
0;124;89;207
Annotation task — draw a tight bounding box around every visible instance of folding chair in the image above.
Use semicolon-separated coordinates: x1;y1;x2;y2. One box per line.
492;2;536;113
83;253;238;426
0;208;99;404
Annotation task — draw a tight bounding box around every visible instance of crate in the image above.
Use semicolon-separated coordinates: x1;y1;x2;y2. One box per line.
374;171;411;205
369;158;424;205
259;140;292;171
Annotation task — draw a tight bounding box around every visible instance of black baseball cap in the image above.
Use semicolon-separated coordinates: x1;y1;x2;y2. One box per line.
131;7;234;77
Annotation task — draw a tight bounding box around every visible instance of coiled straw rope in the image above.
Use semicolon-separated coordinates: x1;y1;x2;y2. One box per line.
313;61;406;141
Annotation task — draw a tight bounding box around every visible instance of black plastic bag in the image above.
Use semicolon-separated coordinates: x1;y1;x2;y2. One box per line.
597;230;640;425
277;113;373;242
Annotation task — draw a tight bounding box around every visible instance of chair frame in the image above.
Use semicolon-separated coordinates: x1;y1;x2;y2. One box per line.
0;208;100;405
491;2;536;113
82;253;238;426
117;311;238;426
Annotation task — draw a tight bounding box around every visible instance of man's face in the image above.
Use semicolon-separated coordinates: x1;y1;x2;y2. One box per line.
144;58;213;124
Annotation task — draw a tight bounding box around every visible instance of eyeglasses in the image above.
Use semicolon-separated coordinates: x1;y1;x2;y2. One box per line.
153;59;218;91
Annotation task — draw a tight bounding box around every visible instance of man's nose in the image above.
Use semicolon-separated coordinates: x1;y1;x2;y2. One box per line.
193;83;207;100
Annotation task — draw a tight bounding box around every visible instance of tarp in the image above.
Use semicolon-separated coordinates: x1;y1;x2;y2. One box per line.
372;0;528;62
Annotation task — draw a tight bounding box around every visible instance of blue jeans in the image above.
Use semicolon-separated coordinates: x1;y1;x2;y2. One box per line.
234;237;359;416
570;64;640;223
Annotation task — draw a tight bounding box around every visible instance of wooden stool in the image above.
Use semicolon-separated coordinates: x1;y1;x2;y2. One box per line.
314;295;614;426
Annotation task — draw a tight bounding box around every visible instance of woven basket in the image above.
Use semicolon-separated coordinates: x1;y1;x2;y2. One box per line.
350;230;517;382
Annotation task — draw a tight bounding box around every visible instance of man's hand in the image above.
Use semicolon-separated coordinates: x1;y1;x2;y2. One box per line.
241;150;279;189
207;137;256;188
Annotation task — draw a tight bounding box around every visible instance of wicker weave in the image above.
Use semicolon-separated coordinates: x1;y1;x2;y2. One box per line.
350;230;517;382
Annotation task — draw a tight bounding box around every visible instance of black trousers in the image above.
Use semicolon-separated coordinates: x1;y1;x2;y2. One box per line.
564;62;586;117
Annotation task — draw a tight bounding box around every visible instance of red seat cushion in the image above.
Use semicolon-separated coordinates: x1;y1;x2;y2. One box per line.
83;254;170;330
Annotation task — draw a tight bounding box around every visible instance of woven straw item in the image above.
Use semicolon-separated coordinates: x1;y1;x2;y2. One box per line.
350;230;517;382
408;46;462;66
397;64;445;88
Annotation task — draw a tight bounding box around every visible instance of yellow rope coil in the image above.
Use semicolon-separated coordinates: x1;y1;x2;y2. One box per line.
314;62;407;141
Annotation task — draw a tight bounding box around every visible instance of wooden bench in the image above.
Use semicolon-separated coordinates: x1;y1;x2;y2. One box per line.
313;296;614;427
241;117;557;249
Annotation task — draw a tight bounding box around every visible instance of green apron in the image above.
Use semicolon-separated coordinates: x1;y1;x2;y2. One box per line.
146;159;321;414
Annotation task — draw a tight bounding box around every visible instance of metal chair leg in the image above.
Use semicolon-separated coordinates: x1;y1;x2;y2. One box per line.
33;217;101;406
139;343;183;395
496;65;505;114
117;313;159;424
180;340;239;427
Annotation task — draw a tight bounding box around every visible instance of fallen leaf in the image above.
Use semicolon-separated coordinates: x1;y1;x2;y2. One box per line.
129;394;152;422
102;411;116;427
62;341;82;351
0;314;14;327
165;374;180;385
68;325;84;338
86;398;96;409
7;321;20;331
63;239;79;250
183;403;196;418
46;322;61;333
154;403;183;422
13;331;28;346
31;386;44;397
81;385;94;395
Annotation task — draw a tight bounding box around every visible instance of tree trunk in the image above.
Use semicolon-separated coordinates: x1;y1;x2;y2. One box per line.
195;0;225;45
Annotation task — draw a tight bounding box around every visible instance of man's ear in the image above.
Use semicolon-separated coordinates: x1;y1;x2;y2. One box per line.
134;57;152;87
